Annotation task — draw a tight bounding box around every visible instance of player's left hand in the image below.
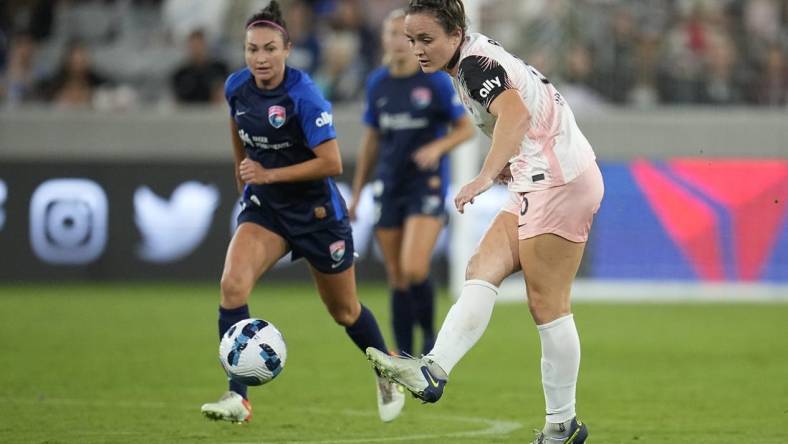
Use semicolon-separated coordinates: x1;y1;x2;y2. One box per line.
240;158;277;185
454;175;493;214
412;144;443;170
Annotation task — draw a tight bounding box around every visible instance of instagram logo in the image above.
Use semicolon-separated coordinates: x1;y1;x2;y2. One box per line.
29;178;108;264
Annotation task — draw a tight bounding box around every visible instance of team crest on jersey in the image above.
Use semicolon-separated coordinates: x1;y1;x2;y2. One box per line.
329;240;346;262
268;105;287;128
410;87;432;109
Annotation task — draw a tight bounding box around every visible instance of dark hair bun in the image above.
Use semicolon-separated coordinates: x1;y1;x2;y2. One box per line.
246;0;289;41
262;0;284;23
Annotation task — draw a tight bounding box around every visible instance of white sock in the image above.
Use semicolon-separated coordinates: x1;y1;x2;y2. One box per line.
538;314;580;424
425;279;497;374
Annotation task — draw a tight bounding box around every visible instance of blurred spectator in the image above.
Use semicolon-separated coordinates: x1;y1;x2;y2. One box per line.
50;0;119;46
752;44;787;106
701;33;742;104
171;29;228;104
557;44;609;114
1;0;55;42
2;32;43;106
361;0;407;30
0;0;784;108
316;0;377;101
627;33;662;108
37;39;108;108
592;7;638;103
743;0;782;46
658;4;712;103
0;31;6;74
163;0;230;47
220;0;269;44
284;0;321;75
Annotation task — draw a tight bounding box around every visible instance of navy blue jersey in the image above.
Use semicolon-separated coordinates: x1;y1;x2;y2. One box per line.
363;67;466;195
225;66;346;235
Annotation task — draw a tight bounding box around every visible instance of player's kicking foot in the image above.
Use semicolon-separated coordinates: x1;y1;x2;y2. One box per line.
366;347;448;403
201;391;252;423
376;375;405;422
531;417;588;444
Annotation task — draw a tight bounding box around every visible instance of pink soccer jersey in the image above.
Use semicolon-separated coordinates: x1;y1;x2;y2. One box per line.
451;33;597;192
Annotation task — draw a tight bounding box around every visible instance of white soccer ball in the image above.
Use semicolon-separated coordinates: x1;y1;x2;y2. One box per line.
219;318;287;386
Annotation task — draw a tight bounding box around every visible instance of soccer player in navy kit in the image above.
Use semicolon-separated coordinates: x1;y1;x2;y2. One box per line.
200;1;404;423
349;9;474;357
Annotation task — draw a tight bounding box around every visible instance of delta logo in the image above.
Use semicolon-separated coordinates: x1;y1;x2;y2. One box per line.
631;159;787;281
268;105;287;129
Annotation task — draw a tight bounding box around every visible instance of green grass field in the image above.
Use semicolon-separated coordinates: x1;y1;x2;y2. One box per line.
1;283;787;443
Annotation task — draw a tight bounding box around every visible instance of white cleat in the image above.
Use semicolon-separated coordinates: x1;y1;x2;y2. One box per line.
201;391;252;423
376;375;405;422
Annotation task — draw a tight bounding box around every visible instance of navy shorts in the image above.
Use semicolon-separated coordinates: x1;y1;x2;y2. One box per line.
373;177;447;229
237;204;355;274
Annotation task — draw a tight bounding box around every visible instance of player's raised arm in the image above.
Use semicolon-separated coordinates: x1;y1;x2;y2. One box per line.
453;54;530;212
479;90;530;184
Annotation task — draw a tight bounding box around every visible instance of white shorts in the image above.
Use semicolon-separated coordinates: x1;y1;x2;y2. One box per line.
502;162;604;242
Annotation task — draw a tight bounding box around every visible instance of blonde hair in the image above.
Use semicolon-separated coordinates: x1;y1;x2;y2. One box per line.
381;9;407;67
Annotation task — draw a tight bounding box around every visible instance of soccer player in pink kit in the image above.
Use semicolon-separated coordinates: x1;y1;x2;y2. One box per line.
366;1;603;443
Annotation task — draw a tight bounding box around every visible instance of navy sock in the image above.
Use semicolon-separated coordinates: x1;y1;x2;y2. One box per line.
219;305;249;399
345;304;388;354
411;279;436;354
391;288;414;355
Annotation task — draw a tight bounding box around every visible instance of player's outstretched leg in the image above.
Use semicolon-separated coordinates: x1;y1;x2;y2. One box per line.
370;212;519;403
366;279;495;404
201;391;253;423
366;348;448;403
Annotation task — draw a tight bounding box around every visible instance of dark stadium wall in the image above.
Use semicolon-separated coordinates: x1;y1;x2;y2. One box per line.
1;159;786;283
0;160;447;282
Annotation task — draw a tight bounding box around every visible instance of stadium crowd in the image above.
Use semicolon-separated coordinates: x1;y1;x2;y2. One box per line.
0;0;785;110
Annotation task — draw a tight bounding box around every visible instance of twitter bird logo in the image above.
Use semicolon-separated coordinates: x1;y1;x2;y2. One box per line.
134;181;220;263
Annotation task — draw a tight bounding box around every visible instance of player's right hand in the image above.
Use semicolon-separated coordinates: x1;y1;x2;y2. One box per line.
240;157;277;185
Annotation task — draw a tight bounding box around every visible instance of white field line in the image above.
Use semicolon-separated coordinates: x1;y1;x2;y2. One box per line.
1;397;523;443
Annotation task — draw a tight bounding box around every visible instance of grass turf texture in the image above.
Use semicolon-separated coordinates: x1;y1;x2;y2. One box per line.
0;283;786;443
